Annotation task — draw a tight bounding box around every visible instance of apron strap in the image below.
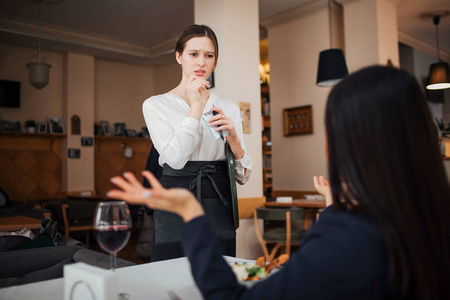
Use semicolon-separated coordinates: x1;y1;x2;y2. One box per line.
188;165;228;206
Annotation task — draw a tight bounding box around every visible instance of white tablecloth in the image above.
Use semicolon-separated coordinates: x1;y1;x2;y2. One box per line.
0;256;253;300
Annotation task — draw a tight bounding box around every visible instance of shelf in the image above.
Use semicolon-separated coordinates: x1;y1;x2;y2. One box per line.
95;135;149;141
0;131;66;138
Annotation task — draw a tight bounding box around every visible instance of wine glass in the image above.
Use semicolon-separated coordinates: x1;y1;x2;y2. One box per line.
93;201;131;272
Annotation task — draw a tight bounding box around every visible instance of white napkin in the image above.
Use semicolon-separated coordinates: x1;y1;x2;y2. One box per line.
276;197;293;203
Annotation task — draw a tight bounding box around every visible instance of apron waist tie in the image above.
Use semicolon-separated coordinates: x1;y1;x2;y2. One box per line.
164;164;229;206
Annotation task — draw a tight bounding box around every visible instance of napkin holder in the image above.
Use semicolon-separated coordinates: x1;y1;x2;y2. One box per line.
64;262;117;300
276;196;293;203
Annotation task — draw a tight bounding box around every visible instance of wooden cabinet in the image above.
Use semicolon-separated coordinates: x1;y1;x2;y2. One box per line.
0;132;66;202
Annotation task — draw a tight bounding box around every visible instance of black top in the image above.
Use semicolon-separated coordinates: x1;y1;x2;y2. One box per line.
180;205;390;300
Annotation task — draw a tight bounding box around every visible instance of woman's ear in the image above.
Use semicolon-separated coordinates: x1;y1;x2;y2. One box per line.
175;51;182;64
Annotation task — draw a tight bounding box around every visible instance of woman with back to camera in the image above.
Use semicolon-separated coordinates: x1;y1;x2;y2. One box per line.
109;66;449;299
141;24;252;261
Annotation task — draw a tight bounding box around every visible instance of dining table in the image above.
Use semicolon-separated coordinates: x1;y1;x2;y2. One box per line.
0;216;41;232
264;199;326;229
0;256;253;300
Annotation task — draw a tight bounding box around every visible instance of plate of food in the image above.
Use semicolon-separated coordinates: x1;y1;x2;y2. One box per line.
230;254;289;286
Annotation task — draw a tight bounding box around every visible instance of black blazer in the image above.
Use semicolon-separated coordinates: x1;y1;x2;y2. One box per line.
180;205;390;300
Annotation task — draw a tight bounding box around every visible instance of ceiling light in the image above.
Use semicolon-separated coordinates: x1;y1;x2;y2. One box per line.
426;14;450;90
316;0;348;87
26;0;51;89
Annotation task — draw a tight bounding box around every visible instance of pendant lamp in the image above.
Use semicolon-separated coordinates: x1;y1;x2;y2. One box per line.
27;0;51;89
316;0;348;87
426;15;450;90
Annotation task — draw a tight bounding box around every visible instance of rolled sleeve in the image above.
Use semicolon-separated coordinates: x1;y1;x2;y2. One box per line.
234;151;252;185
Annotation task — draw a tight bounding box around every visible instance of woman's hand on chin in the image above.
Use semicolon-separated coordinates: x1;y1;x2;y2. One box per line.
107;171;205;222
186;74;210;108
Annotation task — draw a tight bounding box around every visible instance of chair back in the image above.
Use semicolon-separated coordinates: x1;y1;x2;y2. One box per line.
254;206;305;261
255;207;304;221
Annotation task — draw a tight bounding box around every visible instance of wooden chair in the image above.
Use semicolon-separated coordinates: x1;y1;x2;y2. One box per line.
60;202;95;247
254;206;305;261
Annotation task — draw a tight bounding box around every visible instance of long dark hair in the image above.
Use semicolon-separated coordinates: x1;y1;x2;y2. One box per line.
326;66;450;299
174;24;219;66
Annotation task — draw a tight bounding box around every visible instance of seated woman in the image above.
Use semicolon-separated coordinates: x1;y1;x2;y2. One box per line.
107;66;450;299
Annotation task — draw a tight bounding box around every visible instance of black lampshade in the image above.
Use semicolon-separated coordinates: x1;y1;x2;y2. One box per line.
316;48;349;87
426;62;450;90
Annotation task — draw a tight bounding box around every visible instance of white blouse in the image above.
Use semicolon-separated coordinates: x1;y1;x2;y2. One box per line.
142;92;252;185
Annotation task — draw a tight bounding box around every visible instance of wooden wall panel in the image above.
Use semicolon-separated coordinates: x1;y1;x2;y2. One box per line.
94;137;152;198
0;133;65;203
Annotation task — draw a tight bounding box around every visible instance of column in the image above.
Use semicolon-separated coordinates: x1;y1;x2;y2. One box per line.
339;0;401;71
62;53;95;194
195;0;263;259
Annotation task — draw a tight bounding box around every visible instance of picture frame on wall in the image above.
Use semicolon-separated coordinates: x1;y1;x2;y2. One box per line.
283;105;313;136
38;122;47;134
239;102;251;134
49;117;65;134
100;121;111;136
125;129;136;137
0;119;21;132
114;122;126;136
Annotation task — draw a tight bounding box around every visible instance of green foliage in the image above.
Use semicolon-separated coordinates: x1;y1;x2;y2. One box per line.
25;119;36;127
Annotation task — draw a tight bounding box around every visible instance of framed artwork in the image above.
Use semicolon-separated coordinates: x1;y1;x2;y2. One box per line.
283;105;313;136
114;122;126;136
49;117;64;134
38;122;47;134
239;102;251;133
100;121;111;136
126;129;137;137
0;119;21;132
81;137;93;146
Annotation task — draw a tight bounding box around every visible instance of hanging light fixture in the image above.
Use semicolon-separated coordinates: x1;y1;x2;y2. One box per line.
27;0;51;89
316;0;348;87
426;14;450;90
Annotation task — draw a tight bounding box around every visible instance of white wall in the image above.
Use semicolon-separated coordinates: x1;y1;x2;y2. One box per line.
195;0;263;260
195;0;263;198
0;42;64;126
267;8;330;191
153;62;181;95
95;59;155;132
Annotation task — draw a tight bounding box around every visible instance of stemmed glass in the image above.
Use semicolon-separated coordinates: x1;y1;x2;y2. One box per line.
93;201;131;272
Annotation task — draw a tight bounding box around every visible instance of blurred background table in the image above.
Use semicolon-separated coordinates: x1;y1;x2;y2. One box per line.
0;216;41;232
265;199;326;229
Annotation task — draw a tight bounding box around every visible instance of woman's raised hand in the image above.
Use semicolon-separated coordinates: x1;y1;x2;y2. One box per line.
313;175;333;207
186;74;210;108
107;171;205;222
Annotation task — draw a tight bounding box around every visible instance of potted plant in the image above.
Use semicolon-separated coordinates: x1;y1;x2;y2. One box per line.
25;119;37;133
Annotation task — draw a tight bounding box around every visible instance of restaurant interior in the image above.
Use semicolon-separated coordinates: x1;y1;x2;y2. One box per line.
0;0;449;297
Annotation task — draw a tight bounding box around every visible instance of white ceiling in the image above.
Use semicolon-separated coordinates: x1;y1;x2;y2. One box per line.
0;0;449;65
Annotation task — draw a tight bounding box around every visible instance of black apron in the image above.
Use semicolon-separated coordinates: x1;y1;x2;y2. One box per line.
152;160;236;261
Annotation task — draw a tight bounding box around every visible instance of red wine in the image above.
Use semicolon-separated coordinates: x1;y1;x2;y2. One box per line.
95;225;131;254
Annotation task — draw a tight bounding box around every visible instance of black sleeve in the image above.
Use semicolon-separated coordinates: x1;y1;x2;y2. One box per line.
179;208;388;300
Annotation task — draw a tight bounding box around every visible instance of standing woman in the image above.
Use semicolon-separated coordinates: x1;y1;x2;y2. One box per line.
142;25;252;261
